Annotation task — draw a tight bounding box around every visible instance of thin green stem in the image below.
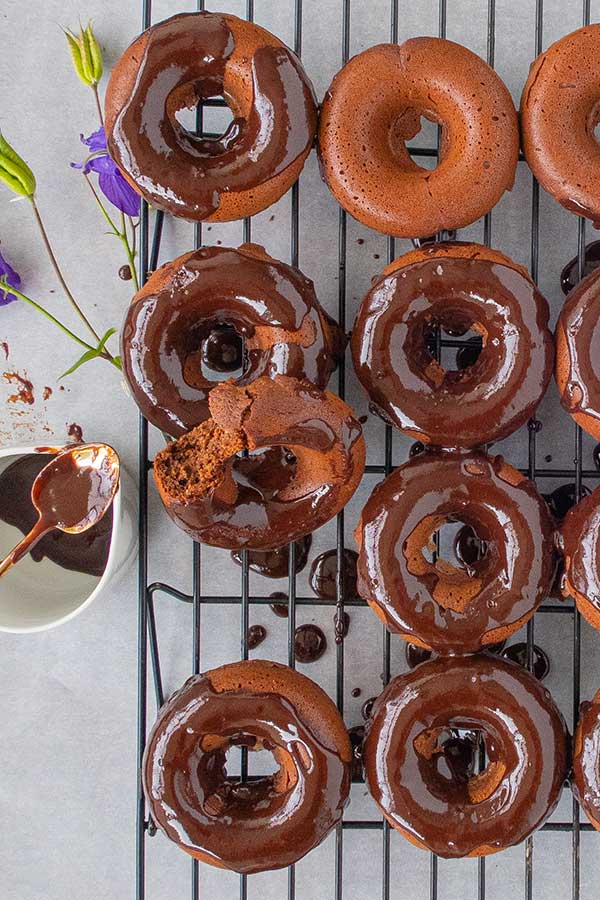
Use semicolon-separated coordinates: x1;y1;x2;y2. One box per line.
29;194;103;345
84;174;139;291
5;283;93;351
92;83;104;128
120;211;140;291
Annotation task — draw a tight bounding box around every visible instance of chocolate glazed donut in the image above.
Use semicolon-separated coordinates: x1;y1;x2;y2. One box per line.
143;660;352;873
355;450;554;653
363;654;569;858
573;689;600;831
318;39;518;238
560;486;600;632
351;242;554;449
556;267;600;440
104;11;317;221
153;375;366;550
521;25;600;225
121;244;343;437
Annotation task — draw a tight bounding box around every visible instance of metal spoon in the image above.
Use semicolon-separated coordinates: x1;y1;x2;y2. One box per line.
0;443;119;578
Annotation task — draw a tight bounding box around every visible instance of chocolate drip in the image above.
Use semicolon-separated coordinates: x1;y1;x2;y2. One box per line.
294;624;327;663
308;548;358;600
232;532;312;579
561;241;600;294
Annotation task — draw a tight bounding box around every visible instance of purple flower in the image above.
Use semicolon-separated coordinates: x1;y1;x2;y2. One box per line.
0;249;21;306
72;127;140;217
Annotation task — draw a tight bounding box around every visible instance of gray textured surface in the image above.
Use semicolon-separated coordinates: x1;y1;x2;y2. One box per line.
2;0;600;898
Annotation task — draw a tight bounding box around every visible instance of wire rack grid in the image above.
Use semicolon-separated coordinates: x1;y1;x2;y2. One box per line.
134;1;596;899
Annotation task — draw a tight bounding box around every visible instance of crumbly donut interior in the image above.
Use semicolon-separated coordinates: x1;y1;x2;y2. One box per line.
155;420;245;501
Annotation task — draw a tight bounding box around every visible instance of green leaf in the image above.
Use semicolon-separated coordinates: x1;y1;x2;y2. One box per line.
0;132;36;196
97;326;116;351
59;347;101;379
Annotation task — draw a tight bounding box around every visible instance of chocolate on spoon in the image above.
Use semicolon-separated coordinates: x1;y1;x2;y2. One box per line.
0;443;119;578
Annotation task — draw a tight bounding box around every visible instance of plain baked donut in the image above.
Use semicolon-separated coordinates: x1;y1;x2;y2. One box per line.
121;243;343;437
521;24;600;225
105;11;317;221
355;449;555;653
555;266;600;440
351;242;553;448
143;659;352;873
318;38;519;237
363;653;568;857
154;375;366;550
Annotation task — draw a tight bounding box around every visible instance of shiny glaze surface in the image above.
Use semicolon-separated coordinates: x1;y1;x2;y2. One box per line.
159;377;365;550
294;624;327;662
561;241;600;294
142;664;351;873
122;245;341;436
351;252;553;448
573;691;600;829
363;654;568;857
355;450;554;653
556;266;600;432
309;548;359;600
232;533;312;578
561;485;600;624
0;454;111;577
107;12;316;219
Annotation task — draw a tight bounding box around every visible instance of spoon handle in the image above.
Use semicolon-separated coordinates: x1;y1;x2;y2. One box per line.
0;517;52;578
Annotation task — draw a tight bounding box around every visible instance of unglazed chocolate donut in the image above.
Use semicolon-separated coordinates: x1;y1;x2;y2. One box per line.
351;242;553;448
573;689;600;831
363;654;568;857
154;375;365;549
521;25;600;225
556;267;600;440
560;486;600;631
355;450;554;653
122;244;343;436
318;39;518;238
143;660;352;873
105;11;317;221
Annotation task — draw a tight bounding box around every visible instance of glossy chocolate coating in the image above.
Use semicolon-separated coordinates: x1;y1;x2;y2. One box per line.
0;454;111;577
351;251;553;448
106;12;317;221
295;624;327;663
247;624;267;649
355;450;554;653
544;483;591;523
122;245;341;436
573;690;600;830
501;642;550;681
232;532;312;578
363;654;569;857
142;661;351;873
561;485;600;630
156;377;365;550
561;242;600;294
309;548;358;600
556;267;600;438
405;638;506;669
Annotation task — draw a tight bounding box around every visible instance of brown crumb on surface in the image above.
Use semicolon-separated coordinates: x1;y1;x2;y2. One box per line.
0;341;8;360
43;386;52;401
67;422;84;442
3;371;34;404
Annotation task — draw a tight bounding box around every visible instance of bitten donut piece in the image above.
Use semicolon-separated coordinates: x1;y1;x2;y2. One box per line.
105;11;317;222
363;654;569;858
561;486;600;631
318;39;518;238
143;660;352;873
521;25;600;225
573;689;600;831
121;244;343;437
154;375;365;549
355;450;554;654
351;242;553;449
556;267;600;440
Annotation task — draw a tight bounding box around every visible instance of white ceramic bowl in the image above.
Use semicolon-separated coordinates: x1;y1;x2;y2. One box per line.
0;443;137;633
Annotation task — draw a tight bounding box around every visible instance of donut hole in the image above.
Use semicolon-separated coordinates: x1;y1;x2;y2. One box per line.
414;724;506;805
230;446;299;502
200;732;299;818
421;315;485;379
388;108;442;172
404;514;489;613
168;80;239;149
183;322;246;387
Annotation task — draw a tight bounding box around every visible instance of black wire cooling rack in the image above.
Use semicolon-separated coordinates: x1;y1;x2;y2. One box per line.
134;1;598;898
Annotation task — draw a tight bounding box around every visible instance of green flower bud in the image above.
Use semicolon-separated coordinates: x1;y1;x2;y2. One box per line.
0;132;36;197
65;23;103;87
